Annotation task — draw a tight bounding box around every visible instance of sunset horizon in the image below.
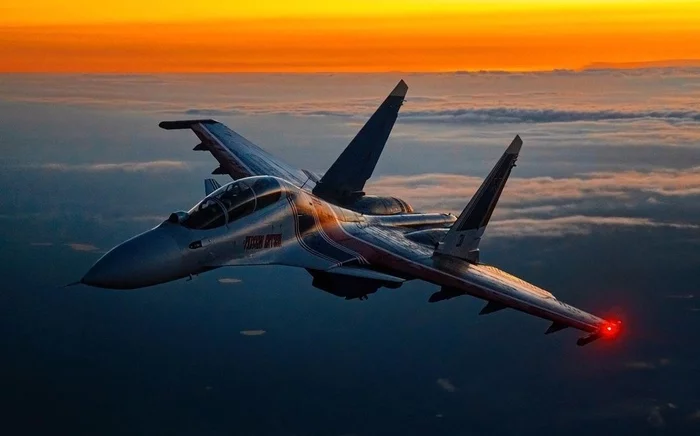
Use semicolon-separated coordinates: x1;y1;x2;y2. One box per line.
2;0;699;72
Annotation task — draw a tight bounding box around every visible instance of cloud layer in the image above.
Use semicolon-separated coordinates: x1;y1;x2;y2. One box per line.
368;166;700;209
367;166;700;237
490;216;699;238
399;108;700;125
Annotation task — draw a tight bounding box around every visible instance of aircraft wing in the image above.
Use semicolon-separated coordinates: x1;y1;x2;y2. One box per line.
159;119;311;186
160;80;408;197
334;223;619;346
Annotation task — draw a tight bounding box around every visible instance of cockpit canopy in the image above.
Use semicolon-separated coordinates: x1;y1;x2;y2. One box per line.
181;176;284;230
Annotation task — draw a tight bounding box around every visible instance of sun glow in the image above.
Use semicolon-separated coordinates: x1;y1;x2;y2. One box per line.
1;1;699;72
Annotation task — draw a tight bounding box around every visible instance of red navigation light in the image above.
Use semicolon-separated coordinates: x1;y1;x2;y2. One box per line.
600;320;622;339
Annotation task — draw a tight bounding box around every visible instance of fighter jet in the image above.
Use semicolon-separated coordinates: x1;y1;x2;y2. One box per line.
80;102;622;346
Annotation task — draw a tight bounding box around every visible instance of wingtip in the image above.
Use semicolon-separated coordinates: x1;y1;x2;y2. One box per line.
158;119;218;130
506;134;523;154
390;79;409;97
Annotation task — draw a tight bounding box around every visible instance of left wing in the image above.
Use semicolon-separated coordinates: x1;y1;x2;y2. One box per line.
159;119;311;186
160;80;408;194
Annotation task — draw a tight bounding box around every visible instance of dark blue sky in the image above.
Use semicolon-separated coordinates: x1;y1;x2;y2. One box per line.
1;72;700;435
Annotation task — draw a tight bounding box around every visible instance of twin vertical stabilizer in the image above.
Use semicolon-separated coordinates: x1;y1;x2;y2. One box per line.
435;136;523;263
313;80;408;202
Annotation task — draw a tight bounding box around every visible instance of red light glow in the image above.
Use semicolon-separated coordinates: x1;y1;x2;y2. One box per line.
600;320;622;339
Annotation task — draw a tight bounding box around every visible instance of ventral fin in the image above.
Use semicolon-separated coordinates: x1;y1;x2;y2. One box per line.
428;287;464;303
545;322;568;335
479;300;507;315
577;333;601;347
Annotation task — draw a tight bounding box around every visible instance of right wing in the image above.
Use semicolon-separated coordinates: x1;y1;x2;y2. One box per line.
159;119;311;186
335;223;621;346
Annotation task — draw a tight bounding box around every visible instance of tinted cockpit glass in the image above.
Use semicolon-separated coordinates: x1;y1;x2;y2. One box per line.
219;180;255;222
250;177;282;210
181;177;283;230
181;198;226;230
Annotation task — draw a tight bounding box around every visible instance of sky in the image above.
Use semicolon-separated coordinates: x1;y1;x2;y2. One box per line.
1;0;700;71
1;70;700;434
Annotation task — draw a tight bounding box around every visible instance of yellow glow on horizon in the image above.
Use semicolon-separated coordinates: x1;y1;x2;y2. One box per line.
1;0;699;72
1;0;698;24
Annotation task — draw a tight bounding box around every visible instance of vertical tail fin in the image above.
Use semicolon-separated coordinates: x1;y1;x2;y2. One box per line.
313;80;408;202
204;178;222;196
435;135;523;263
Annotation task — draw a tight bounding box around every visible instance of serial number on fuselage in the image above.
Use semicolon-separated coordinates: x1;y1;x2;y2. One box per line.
244;233;282;250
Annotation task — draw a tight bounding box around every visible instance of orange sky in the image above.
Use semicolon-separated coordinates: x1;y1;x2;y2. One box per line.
1;1;699;72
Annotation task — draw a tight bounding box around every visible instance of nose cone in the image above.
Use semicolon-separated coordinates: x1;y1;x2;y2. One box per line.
82;229;184;289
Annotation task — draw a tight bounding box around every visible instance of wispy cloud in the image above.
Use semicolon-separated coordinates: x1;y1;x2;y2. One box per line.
666;294;695;300
399;107;700;125
162;105;700;127
65;243;99;252
23;161;190;173
624;358;671;371
436;378;457;393
490;216;699;238
647;406;665;428
240;330;266;336
218;278;242;285
625;361;658;370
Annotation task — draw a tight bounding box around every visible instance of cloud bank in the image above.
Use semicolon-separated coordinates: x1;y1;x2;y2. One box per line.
367;167;700;212
489;216;699;238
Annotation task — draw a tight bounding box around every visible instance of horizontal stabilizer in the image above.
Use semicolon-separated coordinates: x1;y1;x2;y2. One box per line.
313;80;408;202
435;135;522;263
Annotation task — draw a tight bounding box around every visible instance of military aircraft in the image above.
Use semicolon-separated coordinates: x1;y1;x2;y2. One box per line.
80;81;622;347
